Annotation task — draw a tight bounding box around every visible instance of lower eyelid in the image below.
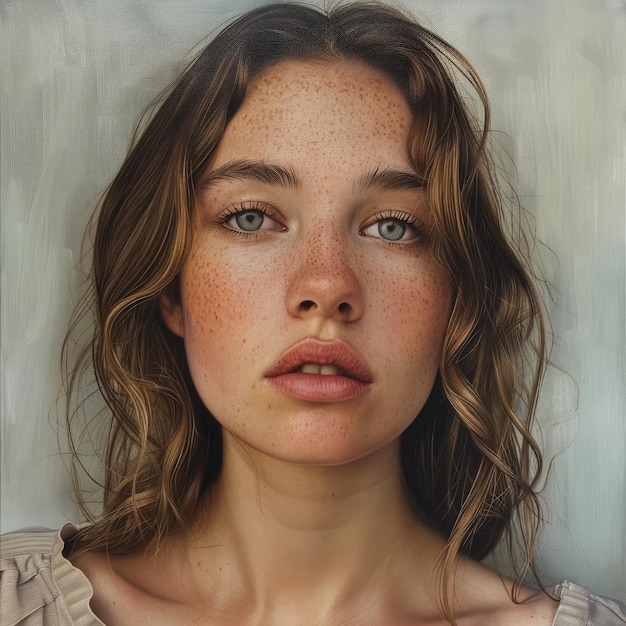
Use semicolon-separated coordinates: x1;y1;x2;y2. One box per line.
361;217;422;241
221;209;287;234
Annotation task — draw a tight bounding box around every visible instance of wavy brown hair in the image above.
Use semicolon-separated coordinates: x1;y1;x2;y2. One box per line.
64;2;548;622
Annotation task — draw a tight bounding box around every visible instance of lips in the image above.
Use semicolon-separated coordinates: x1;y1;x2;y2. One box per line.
266;338;373;381
265;338;373;402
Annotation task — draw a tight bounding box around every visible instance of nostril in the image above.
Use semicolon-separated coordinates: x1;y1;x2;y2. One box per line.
338;302;351;315
300;300;316;312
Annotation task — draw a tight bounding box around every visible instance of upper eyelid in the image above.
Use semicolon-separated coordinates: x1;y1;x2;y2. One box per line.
211;201;426;229
361;209;424;228
213;201;281;222
359;211;428;244
215;202;286;235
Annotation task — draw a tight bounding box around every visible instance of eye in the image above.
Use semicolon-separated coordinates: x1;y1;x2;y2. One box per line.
219;203;284;234
361;214;421;243
230;210;267;232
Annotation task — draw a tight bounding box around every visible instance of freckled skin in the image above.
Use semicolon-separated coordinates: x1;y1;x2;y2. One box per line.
163;59;453;465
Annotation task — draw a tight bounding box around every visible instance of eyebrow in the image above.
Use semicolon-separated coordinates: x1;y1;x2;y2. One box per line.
199;160;426;194
356;167;426;193
199;159;300;189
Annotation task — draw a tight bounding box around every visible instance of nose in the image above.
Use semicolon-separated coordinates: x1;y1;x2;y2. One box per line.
286;228;365;323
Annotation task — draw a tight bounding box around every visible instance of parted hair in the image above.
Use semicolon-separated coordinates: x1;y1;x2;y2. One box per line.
65;2;547;621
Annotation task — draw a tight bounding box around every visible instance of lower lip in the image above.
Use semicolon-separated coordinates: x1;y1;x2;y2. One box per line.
266;373;371;402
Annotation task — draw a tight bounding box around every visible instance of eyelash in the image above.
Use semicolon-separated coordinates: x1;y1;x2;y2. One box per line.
214;201;283;238
360;210;426;246
214;204;425;245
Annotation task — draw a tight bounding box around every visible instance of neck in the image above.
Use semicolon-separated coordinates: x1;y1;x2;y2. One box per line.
183;433;445;620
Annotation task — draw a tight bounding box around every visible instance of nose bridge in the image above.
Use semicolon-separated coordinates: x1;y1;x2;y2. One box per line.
302;219;351;274
286;216;364;321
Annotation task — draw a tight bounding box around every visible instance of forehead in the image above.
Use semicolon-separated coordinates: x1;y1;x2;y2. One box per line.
211;59;414;168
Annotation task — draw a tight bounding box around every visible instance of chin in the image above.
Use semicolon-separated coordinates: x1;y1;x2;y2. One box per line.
254;411;404;467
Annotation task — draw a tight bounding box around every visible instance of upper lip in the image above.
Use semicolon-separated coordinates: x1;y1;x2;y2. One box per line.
265;338;374;383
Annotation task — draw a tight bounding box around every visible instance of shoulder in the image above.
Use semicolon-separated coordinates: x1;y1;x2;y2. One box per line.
0;523;103;626
67;538;203;625
446;558;559;625
464;583;560;625
550;581;626;626
453;556;626;626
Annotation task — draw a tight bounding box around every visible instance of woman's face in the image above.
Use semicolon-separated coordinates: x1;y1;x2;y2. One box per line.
162;59;453;465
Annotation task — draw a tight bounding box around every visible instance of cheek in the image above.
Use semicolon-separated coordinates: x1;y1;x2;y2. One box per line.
181;256;222;339
181;250;260;333
179;253;242;388
375;261;452;347
369;261;452;407
178;249;280;385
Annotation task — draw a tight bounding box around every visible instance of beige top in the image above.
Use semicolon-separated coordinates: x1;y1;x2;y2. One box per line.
2;525;625;625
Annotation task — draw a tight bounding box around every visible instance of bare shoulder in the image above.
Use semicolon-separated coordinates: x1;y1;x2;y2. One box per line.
480;588;559;626
69;549;131;623
69;547;183;626
452;558;559;626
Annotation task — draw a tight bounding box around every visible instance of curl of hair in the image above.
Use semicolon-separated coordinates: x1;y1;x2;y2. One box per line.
64;3;548;622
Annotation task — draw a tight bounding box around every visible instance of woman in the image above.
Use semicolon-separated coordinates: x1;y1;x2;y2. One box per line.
2;3;625;624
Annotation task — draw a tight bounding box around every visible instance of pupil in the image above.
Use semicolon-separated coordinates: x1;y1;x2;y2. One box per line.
236;211;264;231
378;219;405;241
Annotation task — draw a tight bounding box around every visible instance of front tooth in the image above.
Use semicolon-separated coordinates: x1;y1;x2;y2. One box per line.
300;364;339;375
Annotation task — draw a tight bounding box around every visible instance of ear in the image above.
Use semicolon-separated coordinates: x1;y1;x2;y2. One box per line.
159;286;184;338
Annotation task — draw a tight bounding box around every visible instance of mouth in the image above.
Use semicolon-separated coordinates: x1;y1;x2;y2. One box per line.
266;338;373;382
265;338;373;402
295;364;346;376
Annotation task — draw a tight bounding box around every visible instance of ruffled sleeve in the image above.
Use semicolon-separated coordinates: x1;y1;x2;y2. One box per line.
551;580;626;626
0;524;103;625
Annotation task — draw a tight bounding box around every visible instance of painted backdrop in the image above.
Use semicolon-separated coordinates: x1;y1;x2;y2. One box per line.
1;0;625;602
